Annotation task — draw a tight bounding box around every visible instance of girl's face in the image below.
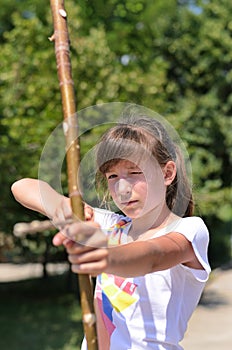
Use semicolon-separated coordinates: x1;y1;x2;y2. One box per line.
105;159;168;219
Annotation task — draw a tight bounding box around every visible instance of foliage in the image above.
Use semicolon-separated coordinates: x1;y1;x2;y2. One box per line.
0;274;83;350
0;0;231;267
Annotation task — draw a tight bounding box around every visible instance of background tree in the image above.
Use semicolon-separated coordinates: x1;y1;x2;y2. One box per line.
0;0;231;267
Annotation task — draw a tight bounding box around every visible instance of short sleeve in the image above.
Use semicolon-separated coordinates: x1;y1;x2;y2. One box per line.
174;217;211;282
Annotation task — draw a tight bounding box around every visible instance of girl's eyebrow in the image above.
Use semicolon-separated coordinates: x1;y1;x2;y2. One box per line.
106;165;140;173
127;164;141;169
105;168;116;174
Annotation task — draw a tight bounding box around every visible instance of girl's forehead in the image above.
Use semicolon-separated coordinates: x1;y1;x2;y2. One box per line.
105;158;160;173
107;159;141;171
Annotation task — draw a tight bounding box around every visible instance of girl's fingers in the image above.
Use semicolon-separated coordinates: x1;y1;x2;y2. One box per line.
62;197;72;218
53;207;66;226
71;261;107;275
68;247;108;262
68;249;109;275
52;198;72;226
67;221;98;237
84;203;94;221
53;222;109;275
53;231;68;246
64;241;94;254
65;221;107;248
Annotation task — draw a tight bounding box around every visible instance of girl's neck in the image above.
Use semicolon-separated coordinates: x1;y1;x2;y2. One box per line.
128;205;179;241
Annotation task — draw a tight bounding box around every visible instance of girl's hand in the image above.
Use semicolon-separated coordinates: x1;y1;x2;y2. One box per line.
53;221;108;276
52;197;72;225
52;197;94;227
84;203;95;221
65;239;109;276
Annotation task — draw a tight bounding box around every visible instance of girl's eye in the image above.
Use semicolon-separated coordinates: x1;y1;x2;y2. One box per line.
131;171;143;175
107;174;117;180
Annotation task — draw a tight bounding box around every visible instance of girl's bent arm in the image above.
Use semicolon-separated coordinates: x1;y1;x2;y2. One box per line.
11;178;67;218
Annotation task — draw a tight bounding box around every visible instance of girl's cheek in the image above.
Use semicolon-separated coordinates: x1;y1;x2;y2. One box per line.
108;183;115;196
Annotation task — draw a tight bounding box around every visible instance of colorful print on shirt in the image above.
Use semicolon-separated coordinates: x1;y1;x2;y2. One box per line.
96;218;138;336
107;218;131;246
96;273;138;335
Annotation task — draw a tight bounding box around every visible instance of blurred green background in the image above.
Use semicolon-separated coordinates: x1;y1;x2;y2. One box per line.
0;0;231;349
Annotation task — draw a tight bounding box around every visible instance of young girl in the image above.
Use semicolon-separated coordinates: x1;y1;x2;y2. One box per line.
12;115;211;350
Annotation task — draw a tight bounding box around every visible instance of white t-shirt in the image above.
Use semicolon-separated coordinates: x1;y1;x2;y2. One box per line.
82;209;211;350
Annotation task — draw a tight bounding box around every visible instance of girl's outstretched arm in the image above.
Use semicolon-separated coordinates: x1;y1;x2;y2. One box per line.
11;178;69;219
68;237;198;277
54;221;202;277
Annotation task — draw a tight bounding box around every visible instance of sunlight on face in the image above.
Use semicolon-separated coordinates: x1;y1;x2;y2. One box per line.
105;159;166;219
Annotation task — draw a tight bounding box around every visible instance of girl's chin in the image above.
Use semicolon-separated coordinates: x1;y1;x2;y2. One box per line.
121;207;160;220
120;208;143;219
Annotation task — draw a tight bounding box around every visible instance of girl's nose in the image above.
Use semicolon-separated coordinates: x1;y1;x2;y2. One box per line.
115;178;132;201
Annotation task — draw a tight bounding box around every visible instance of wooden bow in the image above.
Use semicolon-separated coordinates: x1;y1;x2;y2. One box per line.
49;1;98;348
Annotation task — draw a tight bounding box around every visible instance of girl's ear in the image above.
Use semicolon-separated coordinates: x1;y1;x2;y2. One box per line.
163;161;176;186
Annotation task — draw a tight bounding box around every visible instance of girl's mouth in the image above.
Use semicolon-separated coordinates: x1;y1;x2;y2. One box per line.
121;200;138;207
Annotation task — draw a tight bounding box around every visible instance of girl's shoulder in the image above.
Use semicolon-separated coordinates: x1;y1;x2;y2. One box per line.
177;216;207;229
176;216;208;232
156;216;209;241
166;216;210;246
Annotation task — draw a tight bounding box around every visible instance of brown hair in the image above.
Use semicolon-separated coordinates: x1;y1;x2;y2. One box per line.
95;115;193;217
